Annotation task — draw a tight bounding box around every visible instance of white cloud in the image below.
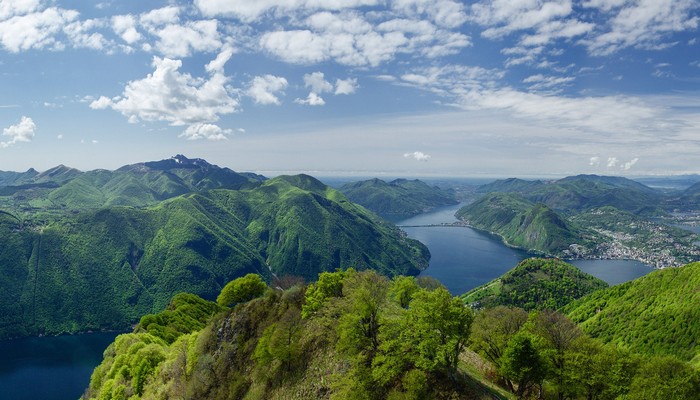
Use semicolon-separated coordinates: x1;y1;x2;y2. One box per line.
194;0;380;22
582;0;700;55
403;151;431;161
57;133;63;139
589;156;600;166
90;51;239;129
295;92;326;106
259;11;469;67
147;20;222;58
335;77;358;95
180;123;231;141
523;74;574;91
1;116;36;148
303;71;334;94
622;157;639;170
0;7;78;52
0;0;41;20
112;14;141;44
607;157;619;168
247;75;288;105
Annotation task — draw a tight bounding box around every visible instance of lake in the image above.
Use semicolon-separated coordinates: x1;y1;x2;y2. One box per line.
0;332;120;400
398;203;654;294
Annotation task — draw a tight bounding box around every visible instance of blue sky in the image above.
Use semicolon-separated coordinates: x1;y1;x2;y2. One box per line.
0;0;699;177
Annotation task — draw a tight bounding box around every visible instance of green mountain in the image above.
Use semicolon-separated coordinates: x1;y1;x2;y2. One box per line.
455;193;588;256
0;155;263;211
0;174;428;339
477;174;662;215
339;178;457;217
461;258;608;311
563;262;700;361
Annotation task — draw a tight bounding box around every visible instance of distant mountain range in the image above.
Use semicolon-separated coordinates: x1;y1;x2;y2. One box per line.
0;156;428;339
339;178;458;217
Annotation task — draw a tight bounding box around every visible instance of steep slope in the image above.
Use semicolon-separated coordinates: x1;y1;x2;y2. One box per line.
82;271;501;400
461;258;608;311
0;175;428;339
339;178;457;217
476;175;662;215
456;193;588;256
563;262;700;361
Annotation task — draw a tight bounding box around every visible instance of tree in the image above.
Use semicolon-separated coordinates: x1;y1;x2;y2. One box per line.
302;268;353;318
389;275;419;308
500;332;548;399
627;356;700;400
470;306;528;391
216;274;267;307
405;287;473;376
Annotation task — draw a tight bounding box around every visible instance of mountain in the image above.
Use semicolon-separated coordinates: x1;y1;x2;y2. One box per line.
461;258;608;311
563;262;700;361
0;155;263;210
476;174;662;215
339;178;457;217
0;174;428;339
455;193;588;256
0;168;38;186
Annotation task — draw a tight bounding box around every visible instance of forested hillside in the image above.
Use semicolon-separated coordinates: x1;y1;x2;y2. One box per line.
456;193;588;257
0;174;428;340
461;258;608;311
339;178;457;217
563;262;700;361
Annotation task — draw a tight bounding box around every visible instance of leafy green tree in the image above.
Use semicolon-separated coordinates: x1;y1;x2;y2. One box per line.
302;268;353;318
216;273;267;307
500;332;549;399
470;306;528;372
389;275;419;308
627;356;700;400
405;287;473;376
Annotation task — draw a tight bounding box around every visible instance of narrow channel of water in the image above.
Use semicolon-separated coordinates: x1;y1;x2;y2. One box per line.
398;203;654;294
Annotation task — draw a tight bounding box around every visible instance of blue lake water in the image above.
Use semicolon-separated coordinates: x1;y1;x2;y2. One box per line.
0;332;119;400
399;203;654;294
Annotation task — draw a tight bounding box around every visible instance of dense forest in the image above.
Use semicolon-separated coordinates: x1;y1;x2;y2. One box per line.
0;173;428;340
83;265;700;400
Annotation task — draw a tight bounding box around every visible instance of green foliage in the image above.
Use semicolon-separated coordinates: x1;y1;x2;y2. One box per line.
627;356;700;400
389;276;420;308
499;332;548;399
339;178;457;217
461;258;608;311
136;292;222;344
563;262;700;360
470;306;529;370
217;273;267;307
0;170;428;340
302;269;353;318
456;193;588;256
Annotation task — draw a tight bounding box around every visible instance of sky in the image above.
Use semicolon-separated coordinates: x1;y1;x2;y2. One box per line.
0;0;699;177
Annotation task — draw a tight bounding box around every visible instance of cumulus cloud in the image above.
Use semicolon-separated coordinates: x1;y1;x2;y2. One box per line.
195;0;380;22
259;10;469;67
180;123;231;141
295;92;326;106
247;75;288;105
0;6;78;52
589;156;600;166
335;77;358;95
404;151;431;161
607;157;619;168
1;116;36;148
296;72;357;105
90;50;239;135
112;14;141;44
